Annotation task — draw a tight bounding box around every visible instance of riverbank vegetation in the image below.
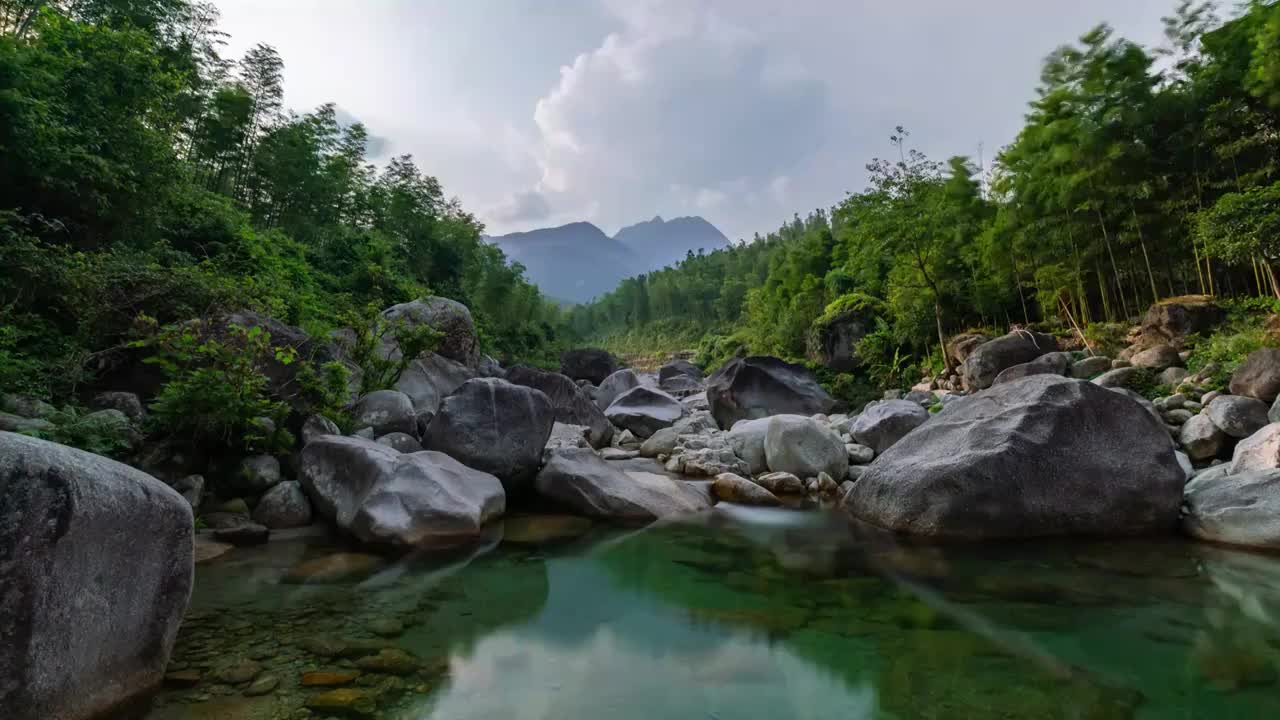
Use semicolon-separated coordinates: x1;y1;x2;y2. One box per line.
569;1;1280;392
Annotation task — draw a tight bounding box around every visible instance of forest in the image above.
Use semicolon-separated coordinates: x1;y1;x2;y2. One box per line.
569;0;1280;395
0;0;570;406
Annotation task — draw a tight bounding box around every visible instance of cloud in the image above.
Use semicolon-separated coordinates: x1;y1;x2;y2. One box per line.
490;190;553;224
331;105;392;159
520;0;828;236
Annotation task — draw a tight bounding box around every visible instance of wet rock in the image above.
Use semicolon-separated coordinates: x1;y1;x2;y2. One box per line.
595;369;641;411
763;414;848;479
243;674;278;696
252;481;313;529
285;553;386;584
375;432;422;453
850;400;930;454
712;473;781;506
1230;348;1280;402
301;671;362;686
960;330;1058;391
501;515;593;544
355;648;418;675
560;348;619;385
213;659;262;685
367;618;404;638
305;687;381;717
301;436;505;547
845;375;1184;538
426;378;554;492
0;432;193;720
193;538;234;564
706;356;836;430
604;386;683;438
353;390;417;437
506;365;613;448
302;414;342;445
535;448;710;522
1207;395;1270;439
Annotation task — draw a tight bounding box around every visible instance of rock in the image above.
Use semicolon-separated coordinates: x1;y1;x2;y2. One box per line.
959;330;1059;392
352;427;375;440
762;415;848;479
545;422;591;450
284;553;386;584
659;373;704;397
500;514;593;544
659;360;703;384
1163;393;1188;410
302;414;342;446
712;473;780;506
754;471;805;495
673;410;717;435
844;375;1184;539
1230;348;1280;402
244;674;279;696
0;412;54;433
1131;344;1182;371
426;378;554;493
78;409;141;450
846;443;875;465
1176;450;1194;481
1202;390;1223;406
305;687;380;717
90;391;144;424
1207;396;1270;439
213;658;262;684
946;333;990;366
301;671;362;687
1160;367;1191;387
164;670;202;688
237;454;282;493
0;394;56;419
352;390;416;437
726;417;771;475
214;311;360;412
991;352;1071;386
639;427;680;458
478;354;506;377
604;386;683;438
252;481;313;529
595;368;641;411
1271;395;1280;424
808;304;873;371
817;471;840;496
1184;469;1280;549
0;432;193;720
301;435;505;547
355;648;418;675
846;465;867;483
214;522;270;546
1112;359;1132;369
600;448;639;461
1140;297;1224;346
1180;414;1226;462
560;348;619;385
849;400;930;454
393;352;476;414
375;432;422;453
380;296;480;367
1091;366;1146;390
213;497;250;515
615;429;640;449
706;356;836;430
171;474;205;511
535;448;710;522
1230;424;1280;473
506;365;613;448
1164;409;1194;425
903;389;939;406
1108;388;1165;427
1070;356;1113;379
193;538;233;563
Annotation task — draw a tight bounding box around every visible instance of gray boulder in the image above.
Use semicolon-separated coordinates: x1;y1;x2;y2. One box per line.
706;356;836;430
846;443;875;465
991;352;1071;386
960;330;1058;391
1092;366;1146;390
604;386;683;439
1160;367;1191;387
763;415;848;480
171;474;205;511
237;454;281;493
0;394;56;419
506;365;613;448
1207;395;1270;439
251;481;313;529
353;390;417;437
376;432;423;453
844;375;1184;539
1180;414;1226;462
1070;356;1113;379
545;422;591;451
1184;469;1280;550
560;348;619;385
90;391;145;425
1230;424;1280;474
0;412;53;433
0;432;192;720
1131;344;1182;371
300;435;505;546
1231;348;1280;402
712;473;780;506
639;427;680;459
478;354;506;378
393;352;476;413
850;400;930;454
380;296;480;367
534;448;709;522
727;417;771;475
946;333;991;367
301;414;341;446
595;368;641;411
426;378;554;493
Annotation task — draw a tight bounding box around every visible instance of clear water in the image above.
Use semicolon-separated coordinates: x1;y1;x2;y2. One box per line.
143;505;1280;720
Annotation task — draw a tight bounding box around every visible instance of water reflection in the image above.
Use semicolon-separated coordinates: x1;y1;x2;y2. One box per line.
144;509;1280;720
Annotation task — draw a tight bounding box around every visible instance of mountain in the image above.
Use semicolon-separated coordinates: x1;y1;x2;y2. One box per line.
614;215;730;270
487;216;730;303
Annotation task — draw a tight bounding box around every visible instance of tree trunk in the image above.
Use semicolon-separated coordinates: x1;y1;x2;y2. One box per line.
1095;207;1130;319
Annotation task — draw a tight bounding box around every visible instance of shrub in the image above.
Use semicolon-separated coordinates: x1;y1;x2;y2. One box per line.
20;405;134;458
335;305;443;395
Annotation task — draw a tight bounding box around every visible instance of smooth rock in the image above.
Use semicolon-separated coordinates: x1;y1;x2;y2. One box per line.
595;369;641;411
705;356;836;430
763;414;848;479
846;443;875;465
284;553;386;584
1070;356;1113;379
302;414;342;445
1207;396;1270;439
252;481;313;529
535;448;709;522
639;427;680;458
375;432;423;453
850;400;930;454
1131;344;1182;371
960;330;1058;391
712;473;780;506
1230;424;1280;474
604;386;683;439
506;365;613;448
1180;414;1226;462
380;296;480;367
1184;469;1280;550
560;348;619;385
726;417;771;475
991;352;1071;386
90;391;145;425
754;471;805;495
1230;348;1280;402
392;352;476;414
426;378;554;493
171;474;205;511
213;523;269;546
1092;367;1146;390
352;390;417;437
1160;367;1191;387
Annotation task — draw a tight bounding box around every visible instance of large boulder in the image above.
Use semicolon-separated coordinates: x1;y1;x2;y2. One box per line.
251;481;313;529
534;448;709;522
1230;348;1280;402
1091;366;1146;390
727;417;771;475
90;391;145;425
1130;344;1182;372
392;352;476;414
1207;395;1270;439
217;311;360;411
300;435;504;546
352;390;417;437
712;473;780;506
658;362;705;397
1180;414;1226;462
1139;297;1224;347
960;330;1059;392
560;348;619;385
604;386;683;439
380;296;480;368
807;304;873;371
1184;469;1280;550
991;352;1071;386
595;368;641;411
505;365;613;449
426;379;554;493
946;333;991;367
1230;423;1280;473
844;375;1184;539
849;400;930;454
0;432;193;720
1070;356;1113;379
705;356;836;430
763;415;849;479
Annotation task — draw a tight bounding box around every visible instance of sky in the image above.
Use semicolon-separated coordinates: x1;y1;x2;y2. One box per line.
211;0;1177;242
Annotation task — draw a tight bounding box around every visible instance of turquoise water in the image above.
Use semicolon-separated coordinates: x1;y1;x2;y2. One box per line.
144;506;1280;719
